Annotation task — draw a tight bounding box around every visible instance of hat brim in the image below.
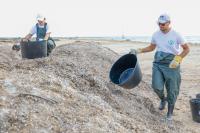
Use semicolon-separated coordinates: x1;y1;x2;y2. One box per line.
158;20;170;24
37;18;45;21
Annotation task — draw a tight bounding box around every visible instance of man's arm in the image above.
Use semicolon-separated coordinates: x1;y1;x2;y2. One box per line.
130;43;156;54
23;33;33;41
140;44;156;53
179;43;190;58
44;24;51;40
169;43;190;68
44;33;51;40
21;33;32;42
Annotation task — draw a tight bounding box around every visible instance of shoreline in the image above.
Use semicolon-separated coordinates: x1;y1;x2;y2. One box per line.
0;37;200;46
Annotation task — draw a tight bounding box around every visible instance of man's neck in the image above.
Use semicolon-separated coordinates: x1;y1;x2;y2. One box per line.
161;28;171;34
38;23;45;26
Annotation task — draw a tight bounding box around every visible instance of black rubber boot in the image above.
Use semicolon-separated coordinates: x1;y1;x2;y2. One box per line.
166;104;174;121
159;98;166;110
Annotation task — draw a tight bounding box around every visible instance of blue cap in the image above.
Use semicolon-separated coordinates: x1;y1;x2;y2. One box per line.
158;14;170;24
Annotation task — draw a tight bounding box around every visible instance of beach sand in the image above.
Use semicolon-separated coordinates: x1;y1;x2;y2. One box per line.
0;38;199;132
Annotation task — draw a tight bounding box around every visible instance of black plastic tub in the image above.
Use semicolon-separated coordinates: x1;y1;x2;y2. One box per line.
190;98;200;123
109;54;142;89
196;93;200;99
20;40;47;59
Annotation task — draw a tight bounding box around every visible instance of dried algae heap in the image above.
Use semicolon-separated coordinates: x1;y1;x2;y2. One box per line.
0;41;188;132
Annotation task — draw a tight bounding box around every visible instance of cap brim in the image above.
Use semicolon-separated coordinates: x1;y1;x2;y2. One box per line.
158;20;167;24
37;18;44;21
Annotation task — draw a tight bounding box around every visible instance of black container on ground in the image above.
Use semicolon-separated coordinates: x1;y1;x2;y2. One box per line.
20;40;47;59
196;93;200;99
109;54;142;89
190;98;200;123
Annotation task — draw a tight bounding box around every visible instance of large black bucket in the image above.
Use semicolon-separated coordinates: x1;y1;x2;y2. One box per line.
20;40;47;59
196;93;200;99
190;98;200;123
109;54;142;89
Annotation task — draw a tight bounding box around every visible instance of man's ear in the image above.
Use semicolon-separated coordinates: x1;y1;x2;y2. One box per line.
166;21;170;26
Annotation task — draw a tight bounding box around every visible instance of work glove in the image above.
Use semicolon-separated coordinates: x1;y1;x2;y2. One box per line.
129;48;142;55
169;55;182;68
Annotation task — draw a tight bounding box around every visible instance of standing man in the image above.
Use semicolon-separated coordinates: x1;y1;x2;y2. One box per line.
13;14;56;55
130;14;190;120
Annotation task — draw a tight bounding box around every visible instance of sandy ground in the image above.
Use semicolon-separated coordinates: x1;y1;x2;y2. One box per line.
0;38;199;132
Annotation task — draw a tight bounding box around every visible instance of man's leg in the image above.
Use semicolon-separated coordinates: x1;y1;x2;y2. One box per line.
152;64;166;110
47;38;56;56
164;67;181;120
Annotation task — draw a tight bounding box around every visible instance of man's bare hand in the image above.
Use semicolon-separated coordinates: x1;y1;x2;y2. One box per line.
21;38;29;42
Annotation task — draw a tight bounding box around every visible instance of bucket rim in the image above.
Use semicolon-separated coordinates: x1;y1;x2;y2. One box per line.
190;98;200;104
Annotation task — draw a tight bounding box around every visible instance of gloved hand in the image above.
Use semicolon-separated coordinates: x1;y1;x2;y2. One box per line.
169;55;182;68
129;48;142;55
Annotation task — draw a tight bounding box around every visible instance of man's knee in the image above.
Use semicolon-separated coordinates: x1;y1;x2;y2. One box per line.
152;84;165;99
46;39;55;55
47;40;55;49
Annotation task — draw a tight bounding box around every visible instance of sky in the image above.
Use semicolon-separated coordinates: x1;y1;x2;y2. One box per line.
1;0;200;37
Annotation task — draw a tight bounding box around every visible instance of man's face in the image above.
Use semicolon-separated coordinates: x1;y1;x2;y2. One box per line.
38;20;45;26
158;22;170;31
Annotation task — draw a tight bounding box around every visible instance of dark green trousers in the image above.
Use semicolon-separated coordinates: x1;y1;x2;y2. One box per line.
151;51;181;105
47;38;56;55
